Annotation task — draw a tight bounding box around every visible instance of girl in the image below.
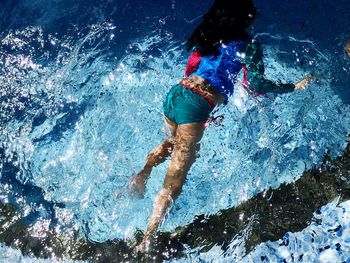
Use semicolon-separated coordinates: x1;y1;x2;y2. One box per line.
130;0;311;251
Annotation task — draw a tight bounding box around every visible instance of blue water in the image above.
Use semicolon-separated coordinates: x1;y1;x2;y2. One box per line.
1;0;350;261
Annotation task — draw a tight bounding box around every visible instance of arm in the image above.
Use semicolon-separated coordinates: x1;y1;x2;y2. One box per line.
244;41;295;94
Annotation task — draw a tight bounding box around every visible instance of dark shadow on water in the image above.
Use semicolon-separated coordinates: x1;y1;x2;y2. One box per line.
1;139;350;261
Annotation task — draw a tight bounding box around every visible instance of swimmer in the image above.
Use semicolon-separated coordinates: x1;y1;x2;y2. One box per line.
130;0;313;252
345;39;350;56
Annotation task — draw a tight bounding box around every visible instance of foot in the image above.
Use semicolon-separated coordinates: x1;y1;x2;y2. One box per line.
128;168;151;198
134;235;153;254
134;239;150;254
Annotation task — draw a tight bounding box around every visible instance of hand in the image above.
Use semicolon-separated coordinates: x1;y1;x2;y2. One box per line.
294;73;315;90
345;40;350;56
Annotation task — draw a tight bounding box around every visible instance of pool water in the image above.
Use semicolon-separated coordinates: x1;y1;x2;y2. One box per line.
0;0;350;262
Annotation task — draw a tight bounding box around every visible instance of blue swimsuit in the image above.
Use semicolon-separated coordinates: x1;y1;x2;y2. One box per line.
189;41;246;104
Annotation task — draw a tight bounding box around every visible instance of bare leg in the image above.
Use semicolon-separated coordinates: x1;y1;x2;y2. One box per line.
136;122;205;251
129;117;178;196
130;138;174;196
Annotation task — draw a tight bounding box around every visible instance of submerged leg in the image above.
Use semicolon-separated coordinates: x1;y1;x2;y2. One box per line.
136;122;205;251
130;139;175;196
129;117;178;196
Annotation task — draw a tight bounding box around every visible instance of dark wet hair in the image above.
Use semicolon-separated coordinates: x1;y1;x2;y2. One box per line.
187;0;257;55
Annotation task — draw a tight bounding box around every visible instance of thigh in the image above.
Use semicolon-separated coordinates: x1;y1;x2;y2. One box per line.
176;122;205;144
164;122;206;189
171;122;205;173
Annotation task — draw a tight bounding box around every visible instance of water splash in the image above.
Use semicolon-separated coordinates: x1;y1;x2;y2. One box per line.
1;21;349;253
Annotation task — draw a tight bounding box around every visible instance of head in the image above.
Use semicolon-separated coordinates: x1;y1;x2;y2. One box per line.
187;0;257;55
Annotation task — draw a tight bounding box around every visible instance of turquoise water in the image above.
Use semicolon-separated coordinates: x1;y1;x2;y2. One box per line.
1;0;350;261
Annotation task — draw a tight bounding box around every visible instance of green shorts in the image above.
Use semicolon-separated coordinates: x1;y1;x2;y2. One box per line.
163;84;214;125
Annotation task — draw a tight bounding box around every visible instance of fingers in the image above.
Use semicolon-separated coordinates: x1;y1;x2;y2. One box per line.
294;72;316;90
345;40;350;56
